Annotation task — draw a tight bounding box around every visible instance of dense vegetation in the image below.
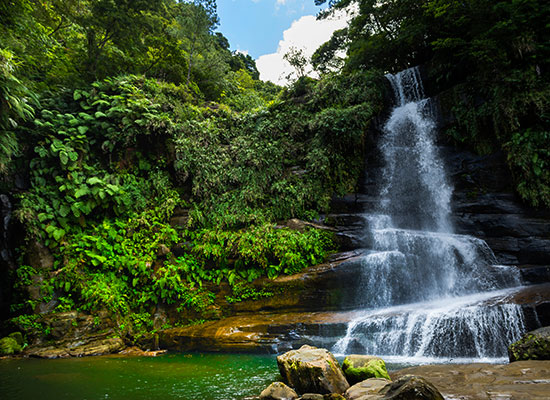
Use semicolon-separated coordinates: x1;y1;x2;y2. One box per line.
0;0;387;341
1;0;549;344
317;0;550;207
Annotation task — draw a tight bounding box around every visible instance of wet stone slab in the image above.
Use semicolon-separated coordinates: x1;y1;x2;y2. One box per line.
391;360;550;400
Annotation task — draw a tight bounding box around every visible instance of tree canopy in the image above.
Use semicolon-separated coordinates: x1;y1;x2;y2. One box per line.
316;0;550;207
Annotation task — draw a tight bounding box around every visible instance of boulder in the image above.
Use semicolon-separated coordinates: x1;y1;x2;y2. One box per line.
509;326;550;362
0;336;22;355
8;332;24;346
342;355;390;384
277;345;350;395
344;378;391;400
381;375;444;400
260;382;298;400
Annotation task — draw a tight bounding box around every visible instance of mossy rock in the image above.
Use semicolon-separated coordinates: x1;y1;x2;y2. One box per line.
0;336;22;356
8;332;24;346
277;345;349;395
508;326;550;362
342;355;390;384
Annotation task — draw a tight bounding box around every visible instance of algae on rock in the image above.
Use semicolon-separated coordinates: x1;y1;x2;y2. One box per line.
276;345;350;394
0;336;22;355
509;326;550;362
342;355;391;384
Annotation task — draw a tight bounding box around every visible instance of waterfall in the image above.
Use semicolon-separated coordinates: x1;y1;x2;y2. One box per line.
332;67;526;362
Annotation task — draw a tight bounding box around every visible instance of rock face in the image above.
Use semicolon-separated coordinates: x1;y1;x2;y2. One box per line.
344;378;391;400
25;334;124;358
160;311;353;353
277;345;350;395
509;326;550;362
13;310;116;348
381;375;444;400
342;355;390;384
444;149;550;269
159;283;550;354
259;382;298;400
226;252;366;315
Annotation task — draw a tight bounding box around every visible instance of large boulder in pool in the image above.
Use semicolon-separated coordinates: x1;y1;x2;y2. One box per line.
509;326;550;361
381;375;444;400
259;382;298;400
342;355;390;384
277;345;349;394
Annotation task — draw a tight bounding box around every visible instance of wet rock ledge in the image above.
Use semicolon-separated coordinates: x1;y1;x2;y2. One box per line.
392;361;550;400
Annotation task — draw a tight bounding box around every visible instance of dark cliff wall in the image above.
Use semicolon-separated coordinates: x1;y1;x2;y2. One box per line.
443;148;550;279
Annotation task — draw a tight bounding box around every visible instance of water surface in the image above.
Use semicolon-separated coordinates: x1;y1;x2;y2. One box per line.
0;353;279;400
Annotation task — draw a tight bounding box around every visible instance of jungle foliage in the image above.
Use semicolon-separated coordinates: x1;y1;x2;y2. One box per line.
2;0;550;341
1;0;387;339
317;0;550;207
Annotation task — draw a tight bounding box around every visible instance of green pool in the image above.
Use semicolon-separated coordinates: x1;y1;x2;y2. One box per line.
0;353;279;400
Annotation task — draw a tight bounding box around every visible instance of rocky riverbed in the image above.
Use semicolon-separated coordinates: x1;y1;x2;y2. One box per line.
392;361;550;400
253;345;550;400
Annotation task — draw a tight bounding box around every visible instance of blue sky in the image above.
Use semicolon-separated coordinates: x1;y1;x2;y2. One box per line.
217;0;327;59
216;0;350;84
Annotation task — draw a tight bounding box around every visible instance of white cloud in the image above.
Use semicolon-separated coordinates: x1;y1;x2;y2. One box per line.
256;9;351;85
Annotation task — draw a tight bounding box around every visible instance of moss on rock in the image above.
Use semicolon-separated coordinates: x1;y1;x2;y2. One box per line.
342;355;390;384
0;336;22;355
509;326;550;362
8;332;24;346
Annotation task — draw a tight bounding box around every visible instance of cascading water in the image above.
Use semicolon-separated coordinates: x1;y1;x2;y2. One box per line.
332;67;526;362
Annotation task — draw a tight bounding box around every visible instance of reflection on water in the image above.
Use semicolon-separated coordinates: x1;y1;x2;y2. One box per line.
0;353;279;400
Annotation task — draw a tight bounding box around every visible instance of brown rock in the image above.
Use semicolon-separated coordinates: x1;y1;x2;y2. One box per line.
26;240;54;270
344;378;391;400
260;382;298;400
392;361;550;400
277;345;349;395
119;346;167;357
159;311;355;353
30;347;71;359
68;337;125;357
380;375;443;400
26;333;125;359
157;244;171;257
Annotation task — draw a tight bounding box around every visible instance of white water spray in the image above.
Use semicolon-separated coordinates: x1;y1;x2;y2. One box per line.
333;67;526;361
